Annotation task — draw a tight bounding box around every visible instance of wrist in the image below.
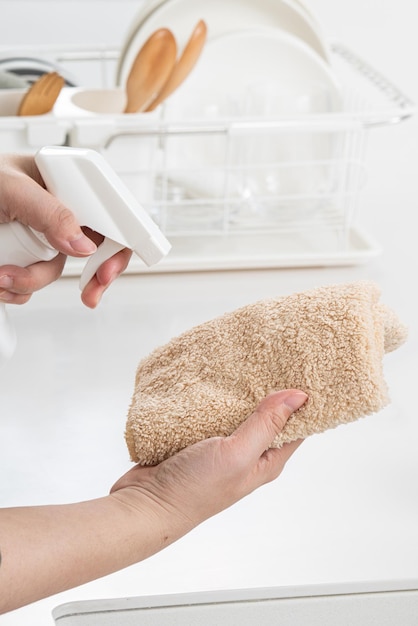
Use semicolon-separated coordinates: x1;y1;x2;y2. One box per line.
0;493;187;612
108;484;196;558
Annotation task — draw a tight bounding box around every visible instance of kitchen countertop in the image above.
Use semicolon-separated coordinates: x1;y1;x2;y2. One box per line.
1;113;417;624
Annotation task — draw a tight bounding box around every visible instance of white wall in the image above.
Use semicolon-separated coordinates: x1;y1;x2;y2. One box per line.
0;1;143;48
0;0;414;88
309;0;416;103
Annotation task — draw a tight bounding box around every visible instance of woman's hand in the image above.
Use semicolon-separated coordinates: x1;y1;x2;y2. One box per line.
0;154;132;308
0;389;306;613
111;390;307;534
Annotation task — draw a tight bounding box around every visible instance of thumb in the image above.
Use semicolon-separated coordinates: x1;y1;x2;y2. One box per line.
2;155;97;257
231;390;308;459
22;183;97;257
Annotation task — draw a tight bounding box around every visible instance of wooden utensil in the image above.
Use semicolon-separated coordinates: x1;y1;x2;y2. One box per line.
146;20;207;112
17;71;65;116
124;28;177;113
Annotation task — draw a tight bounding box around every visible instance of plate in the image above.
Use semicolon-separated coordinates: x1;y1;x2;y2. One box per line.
164;28;341;118
289;0;328;34
116;0;331;86
160;29;342;205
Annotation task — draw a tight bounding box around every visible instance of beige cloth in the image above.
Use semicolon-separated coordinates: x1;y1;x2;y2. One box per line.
126;281;407;465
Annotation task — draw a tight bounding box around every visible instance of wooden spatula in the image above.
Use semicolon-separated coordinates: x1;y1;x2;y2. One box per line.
146;20;207;112
17;72;65;116
124;28;177;113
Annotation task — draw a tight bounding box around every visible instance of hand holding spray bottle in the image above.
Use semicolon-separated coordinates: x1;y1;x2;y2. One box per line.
0;146;171;367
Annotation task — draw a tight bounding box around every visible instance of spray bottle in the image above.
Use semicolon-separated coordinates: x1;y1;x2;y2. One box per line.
0;146;171;367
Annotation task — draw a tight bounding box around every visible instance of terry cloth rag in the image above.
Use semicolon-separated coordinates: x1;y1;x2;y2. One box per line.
126;281;408;465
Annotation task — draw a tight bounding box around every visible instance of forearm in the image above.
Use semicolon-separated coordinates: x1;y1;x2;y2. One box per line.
0;390;306;614
0;491;189;614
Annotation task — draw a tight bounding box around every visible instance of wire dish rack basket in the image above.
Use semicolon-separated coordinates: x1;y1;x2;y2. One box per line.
0;42;414;273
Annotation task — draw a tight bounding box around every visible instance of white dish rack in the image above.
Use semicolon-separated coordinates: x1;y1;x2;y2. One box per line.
0;42;414;273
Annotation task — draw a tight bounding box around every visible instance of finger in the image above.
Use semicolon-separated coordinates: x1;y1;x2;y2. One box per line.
0;255;66;303
94;248;132;286
230;390;308;461
22;188;96;257
0;289;31;305
80;248;132;308
0;157;96;257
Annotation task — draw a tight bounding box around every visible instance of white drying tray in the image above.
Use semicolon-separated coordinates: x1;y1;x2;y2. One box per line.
63;227;380;276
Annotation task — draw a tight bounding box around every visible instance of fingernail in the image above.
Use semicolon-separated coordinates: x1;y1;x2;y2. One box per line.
69;234;96;255
0;289;13;302
0;275;13;289
284;391;308;412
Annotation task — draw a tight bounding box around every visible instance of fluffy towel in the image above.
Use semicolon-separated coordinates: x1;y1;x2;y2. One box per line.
126;281;407;465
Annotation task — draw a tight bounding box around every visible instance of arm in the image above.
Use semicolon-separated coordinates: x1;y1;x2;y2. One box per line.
0;390;307;614
0;154;132;308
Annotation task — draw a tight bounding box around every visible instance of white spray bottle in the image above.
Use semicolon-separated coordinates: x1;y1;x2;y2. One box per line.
0;146;171;367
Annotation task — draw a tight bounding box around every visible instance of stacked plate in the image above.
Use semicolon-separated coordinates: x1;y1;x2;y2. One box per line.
116;0;333;87
116;0;342;118
116;0;343;218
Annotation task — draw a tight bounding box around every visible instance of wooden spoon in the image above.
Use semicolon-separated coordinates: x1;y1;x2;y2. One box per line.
146;20;207;112
124;28;177;113
17;72;65;116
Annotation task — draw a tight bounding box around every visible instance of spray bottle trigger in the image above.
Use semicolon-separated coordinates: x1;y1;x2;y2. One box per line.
79;237;125;291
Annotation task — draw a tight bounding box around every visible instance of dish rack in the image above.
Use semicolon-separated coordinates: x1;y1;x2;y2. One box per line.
0;42;414;273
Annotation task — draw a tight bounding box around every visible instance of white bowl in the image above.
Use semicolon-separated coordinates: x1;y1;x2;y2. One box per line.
54;87;127;117
116;0;331;86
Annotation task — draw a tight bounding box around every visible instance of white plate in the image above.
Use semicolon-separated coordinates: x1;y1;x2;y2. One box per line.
116;0;331;86
164;29;341;118
289;0;328;34
161;29;342;203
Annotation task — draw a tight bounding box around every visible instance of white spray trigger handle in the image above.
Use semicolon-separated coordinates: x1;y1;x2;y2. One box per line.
80;238;125;291
34;146;171;275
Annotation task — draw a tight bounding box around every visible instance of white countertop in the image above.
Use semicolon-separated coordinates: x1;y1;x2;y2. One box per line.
2;0;418;620
1;113;418;624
